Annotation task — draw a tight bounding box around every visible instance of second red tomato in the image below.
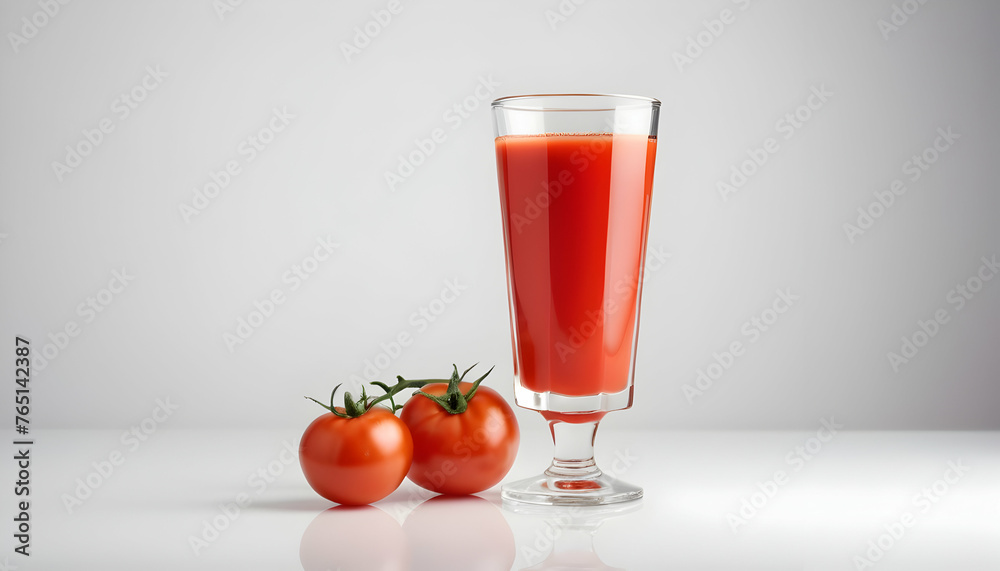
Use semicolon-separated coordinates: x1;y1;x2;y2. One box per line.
400;383;519;495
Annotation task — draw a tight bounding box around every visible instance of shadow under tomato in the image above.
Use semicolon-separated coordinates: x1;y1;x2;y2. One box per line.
299;504;408;571
403;495;516;571
252;497;333;512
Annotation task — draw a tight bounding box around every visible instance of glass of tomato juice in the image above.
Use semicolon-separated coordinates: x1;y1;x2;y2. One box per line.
492;94;660;505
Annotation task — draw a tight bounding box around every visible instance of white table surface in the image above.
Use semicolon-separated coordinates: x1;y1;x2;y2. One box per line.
5;428;999;570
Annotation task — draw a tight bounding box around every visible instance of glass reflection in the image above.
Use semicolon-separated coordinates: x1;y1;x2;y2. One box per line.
508;501;642;570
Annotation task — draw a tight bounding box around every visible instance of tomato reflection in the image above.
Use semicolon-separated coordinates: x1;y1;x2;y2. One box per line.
300;505;408;571
403;495;516;570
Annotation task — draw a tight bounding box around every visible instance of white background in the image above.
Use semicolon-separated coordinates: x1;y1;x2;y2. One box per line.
2;0;999;433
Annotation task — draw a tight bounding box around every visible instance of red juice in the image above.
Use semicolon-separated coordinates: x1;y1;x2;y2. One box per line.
495;133;656;398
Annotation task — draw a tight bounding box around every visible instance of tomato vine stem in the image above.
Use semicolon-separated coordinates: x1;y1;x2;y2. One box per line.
304;364;494;418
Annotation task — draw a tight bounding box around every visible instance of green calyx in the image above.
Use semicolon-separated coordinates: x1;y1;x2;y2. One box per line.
304;363;493;418
304;384;372;419
413;363;494;415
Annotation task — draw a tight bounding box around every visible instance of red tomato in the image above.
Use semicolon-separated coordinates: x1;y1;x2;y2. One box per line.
401;383;519;495
299;407;413;505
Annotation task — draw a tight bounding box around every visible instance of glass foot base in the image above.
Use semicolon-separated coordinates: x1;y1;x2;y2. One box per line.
501;471;643;506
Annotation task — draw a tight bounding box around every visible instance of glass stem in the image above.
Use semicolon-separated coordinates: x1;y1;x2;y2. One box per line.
545;420;603;479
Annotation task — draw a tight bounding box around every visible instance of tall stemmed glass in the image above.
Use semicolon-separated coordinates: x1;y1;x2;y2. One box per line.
492;94;660;505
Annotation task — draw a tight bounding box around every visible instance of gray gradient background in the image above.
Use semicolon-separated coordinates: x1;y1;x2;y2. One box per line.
1;0;997;432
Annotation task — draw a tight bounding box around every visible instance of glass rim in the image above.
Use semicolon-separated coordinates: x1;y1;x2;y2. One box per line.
491;93;660;112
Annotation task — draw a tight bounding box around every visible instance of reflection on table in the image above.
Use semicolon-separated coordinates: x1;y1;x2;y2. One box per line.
508;500;641;570
299;494;515;570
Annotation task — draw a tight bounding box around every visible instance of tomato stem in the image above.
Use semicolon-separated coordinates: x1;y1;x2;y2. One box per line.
343;390;364;417
304;384;354;418
305;364;495;418
414;364;495;415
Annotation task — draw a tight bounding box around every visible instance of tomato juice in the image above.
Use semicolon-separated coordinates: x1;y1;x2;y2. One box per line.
495;133;656;399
